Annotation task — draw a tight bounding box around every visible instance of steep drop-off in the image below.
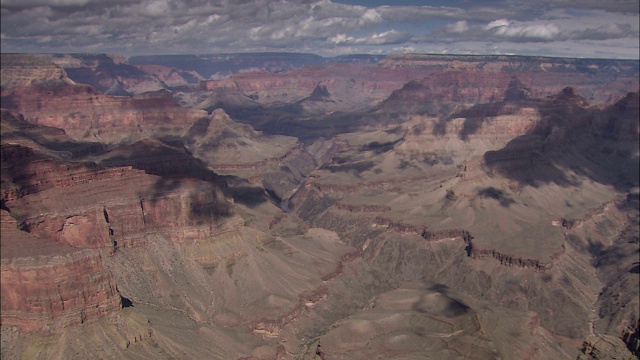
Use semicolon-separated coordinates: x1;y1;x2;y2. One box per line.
1;52;638;360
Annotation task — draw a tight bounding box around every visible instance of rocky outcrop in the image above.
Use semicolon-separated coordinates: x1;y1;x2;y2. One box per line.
1;144;146;203
358;215;552;272
622;320;639;356
306;171;454;194
373;217;427;235
40;53;206;94
0;249;122;332
3;142;234;248
195;55;638;117
191;56;638;144
1;126;238;334
251;250;359;337
335;202;391;213
1;54;208;143
40;53;163;95
578;334;637;360
421;228;474;243
96;138;224;183
467;247;552;272
379;54;638;105
0;54;75;89
1;210;122;332
199;63;430;110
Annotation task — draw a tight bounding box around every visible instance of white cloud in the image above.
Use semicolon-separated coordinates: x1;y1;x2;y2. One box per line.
329;33;353;44
493;22;560;40
446;20;469;33
137;0;170;18
485;19;511;30
328;29;411;46
360;8;381;25
0;0;637;58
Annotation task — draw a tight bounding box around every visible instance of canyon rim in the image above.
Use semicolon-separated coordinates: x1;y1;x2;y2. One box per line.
0;51;639;359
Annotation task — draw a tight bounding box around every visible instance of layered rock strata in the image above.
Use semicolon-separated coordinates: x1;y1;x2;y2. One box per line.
1;54;208;143
1;210;122;332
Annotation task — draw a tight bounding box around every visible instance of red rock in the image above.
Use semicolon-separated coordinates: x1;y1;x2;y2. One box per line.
1;54;208;142
0;211;121;332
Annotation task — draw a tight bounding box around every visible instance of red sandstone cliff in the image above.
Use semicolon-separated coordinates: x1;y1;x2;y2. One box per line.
0;134;235;331
1;54;208;143
0;210;122;332
194;55;638;116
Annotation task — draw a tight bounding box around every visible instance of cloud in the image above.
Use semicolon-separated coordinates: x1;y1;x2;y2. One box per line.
329;29;411;45
488;20;561;41
485;19;512;30
572;23;636;41
432;9;638;45
0;0;92;7
532;0;639;13
0;0;637;58
446;20;469;33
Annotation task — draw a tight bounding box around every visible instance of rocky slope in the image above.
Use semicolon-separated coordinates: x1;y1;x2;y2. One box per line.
41;53;204;95
1;209;122;332
195;56;638;142
1;107;377;358
197;54;638;110
1;54;209;143
1;52;638;360
33;52;637;142
286;88;639;358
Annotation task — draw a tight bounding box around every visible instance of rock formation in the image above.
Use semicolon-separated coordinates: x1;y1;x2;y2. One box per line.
0;52;638;360
1;54;209;143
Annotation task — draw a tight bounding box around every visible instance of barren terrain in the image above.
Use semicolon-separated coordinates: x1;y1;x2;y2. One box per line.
1;53;638;359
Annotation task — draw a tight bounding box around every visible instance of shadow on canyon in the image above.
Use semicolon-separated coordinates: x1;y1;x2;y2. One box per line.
433;89;639;192
411;283;471;318
97;139;269;216
476;186;516;207
0;110;108;159
225;106;408;144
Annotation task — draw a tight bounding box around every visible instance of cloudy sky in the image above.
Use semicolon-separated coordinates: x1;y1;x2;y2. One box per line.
1;0;638;58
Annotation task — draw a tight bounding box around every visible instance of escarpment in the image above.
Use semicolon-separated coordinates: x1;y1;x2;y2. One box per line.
2;140;234;249
466;246;554;272
0;210;122;332
0;127;241;337
3;87;208;142
372;216;553;271
1;53;638;360
250;250;361;338
1;143;146;203
0;249;122;332
1;54;208;143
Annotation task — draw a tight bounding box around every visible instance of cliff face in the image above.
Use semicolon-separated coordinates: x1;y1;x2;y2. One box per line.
194;55;638;115
40;53;205;94
1;52;638;359
200;63;406;109
0;132;236;333
1;54;208;143
283;85;638;356
184;56;639;145
0;54;75;89
0;248;122;332
0;206;122;332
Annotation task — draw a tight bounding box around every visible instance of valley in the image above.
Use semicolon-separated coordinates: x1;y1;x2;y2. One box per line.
0;52;638;359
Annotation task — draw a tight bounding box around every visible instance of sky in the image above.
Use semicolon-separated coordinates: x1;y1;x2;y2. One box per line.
1;0;638;59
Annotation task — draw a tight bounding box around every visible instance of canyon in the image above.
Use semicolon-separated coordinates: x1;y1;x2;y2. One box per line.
0;52;638;359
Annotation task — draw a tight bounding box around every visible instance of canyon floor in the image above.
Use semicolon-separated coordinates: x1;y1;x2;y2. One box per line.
1;53;639;359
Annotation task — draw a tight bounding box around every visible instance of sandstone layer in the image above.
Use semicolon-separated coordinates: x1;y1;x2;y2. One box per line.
1;52;638;360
